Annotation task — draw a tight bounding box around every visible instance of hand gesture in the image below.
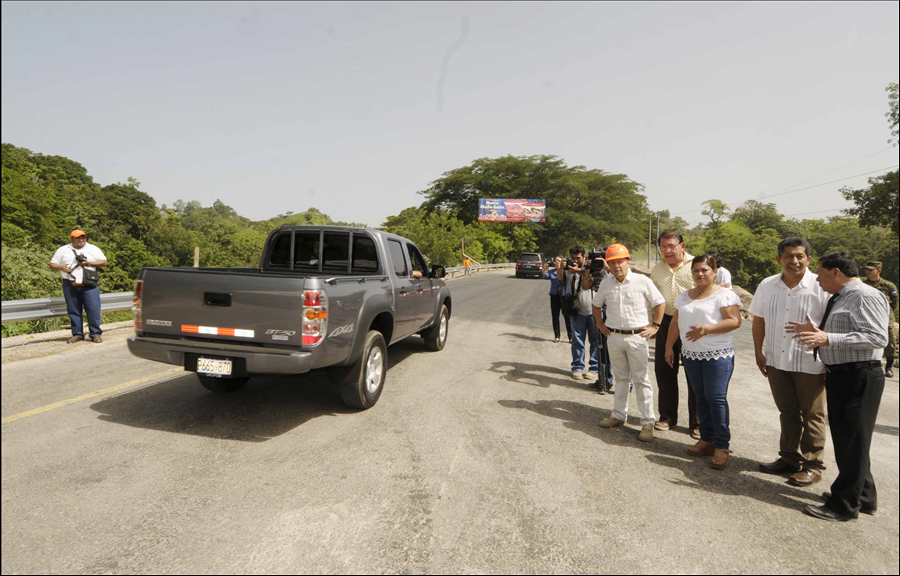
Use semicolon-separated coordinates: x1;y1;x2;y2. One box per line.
685;325;705;342
639;325;659;340
665;346;675;367
785;315;817;335
787;315;828;351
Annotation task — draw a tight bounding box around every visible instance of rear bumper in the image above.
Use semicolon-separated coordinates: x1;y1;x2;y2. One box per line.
127;336;314;375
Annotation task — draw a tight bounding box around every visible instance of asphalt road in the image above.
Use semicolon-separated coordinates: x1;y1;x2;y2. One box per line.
2;271;898;574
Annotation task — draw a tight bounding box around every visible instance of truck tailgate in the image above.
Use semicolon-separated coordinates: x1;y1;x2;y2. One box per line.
139;268;307;347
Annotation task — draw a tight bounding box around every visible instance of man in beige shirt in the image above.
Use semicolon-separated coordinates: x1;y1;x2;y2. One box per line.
650;231;699;437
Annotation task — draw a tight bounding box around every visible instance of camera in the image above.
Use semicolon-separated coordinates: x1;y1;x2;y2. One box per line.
75;253;88;264
565;258;576;268
588;249;606;273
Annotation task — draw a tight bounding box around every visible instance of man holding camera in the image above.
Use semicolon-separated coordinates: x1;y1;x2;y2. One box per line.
49;229;108;343
561;246;600;382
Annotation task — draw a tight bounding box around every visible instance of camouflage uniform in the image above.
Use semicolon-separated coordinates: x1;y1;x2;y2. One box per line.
863;261;898;373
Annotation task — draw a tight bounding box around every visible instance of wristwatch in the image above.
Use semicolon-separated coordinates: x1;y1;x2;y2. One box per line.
699;326;706;336
651;322;661;327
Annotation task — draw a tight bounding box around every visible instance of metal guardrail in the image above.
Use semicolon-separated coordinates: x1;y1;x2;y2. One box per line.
0;264;519;324
443;262;516;279
2;292;135;324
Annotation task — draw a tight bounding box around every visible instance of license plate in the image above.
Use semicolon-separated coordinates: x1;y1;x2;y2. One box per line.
197;357;232;376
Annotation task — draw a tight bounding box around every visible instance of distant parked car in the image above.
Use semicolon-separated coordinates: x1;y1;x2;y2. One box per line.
515;252;544;278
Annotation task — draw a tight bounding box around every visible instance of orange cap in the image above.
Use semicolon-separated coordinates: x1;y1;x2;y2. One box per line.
605;243;631;261
70;229;87;238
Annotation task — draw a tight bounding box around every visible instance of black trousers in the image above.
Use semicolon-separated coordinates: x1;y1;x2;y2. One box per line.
654;314;698;429
824;364;884;517
549;294;572;339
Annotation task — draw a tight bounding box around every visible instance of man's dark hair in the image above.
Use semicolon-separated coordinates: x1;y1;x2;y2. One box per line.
819;252;858;278
657;231;684;246
709;252;724;269
691;254;718;270
777;237;812;258
569;245;585;256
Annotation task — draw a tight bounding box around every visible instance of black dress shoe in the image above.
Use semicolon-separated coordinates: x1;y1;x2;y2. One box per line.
804;504;856;522
759;459;801;475
821;492;877;515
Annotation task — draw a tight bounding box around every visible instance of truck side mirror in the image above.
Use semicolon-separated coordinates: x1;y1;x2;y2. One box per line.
430;265;446;279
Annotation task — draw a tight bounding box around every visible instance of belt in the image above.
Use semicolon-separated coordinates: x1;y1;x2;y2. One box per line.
824;360;882;373
609;327;646;335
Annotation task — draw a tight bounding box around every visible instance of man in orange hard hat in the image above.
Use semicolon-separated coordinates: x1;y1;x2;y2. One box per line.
593;244;666;442
49;229;108;343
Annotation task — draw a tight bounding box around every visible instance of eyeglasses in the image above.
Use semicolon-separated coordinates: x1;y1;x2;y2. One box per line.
659;243;681;252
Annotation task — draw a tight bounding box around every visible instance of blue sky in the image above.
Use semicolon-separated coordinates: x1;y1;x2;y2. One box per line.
2;2;898;227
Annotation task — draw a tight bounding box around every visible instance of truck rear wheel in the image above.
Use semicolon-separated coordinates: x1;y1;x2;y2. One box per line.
339;330;387;410
197;374;249;393
423;304;449;351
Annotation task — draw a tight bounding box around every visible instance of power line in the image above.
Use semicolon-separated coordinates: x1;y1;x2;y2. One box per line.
671;164;899;215
763;146;895;196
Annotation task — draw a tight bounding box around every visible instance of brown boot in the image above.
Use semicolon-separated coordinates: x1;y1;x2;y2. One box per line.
686;440;715;457
711;449;732;470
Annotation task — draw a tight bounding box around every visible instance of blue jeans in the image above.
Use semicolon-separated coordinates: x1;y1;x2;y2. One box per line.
682;356;734;449
570;313;599;374
62;279;102;339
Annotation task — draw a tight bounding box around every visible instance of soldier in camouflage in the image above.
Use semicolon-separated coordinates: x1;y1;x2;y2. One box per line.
864;261;898;377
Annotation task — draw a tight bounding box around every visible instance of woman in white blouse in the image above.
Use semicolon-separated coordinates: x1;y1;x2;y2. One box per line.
665;254;742;470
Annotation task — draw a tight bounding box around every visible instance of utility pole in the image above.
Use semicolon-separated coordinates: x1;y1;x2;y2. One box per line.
647;218;651;268
656;214;660;263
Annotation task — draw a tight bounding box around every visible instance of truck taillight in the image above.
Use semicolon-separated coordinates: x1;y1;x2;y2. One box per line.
302;290;327;346
133;279;143;331
516;261;521;265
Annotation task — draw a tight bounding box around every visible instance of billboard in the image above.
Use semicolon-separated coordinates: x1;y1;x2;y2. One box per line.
478;198;546;222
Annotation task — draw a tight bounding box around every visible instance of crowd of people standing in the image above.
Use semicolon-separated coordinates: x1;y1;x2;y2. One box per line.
540;232;894;523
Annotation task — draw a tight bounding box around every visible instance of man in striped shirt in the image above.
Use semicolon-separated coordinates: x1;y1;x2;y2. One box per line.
749;238;830;487
650;232;699;437
788;252;890;522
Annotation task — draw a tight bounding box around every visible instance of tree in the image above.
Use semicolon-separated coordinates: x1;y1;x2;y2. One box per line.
701;199;730;229
731;200;783;232
418;155;649;259
840;170;899;235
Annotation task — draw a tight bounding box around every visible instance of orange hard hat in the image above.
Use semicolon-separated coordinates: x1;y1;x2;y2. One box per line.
605;244;631;261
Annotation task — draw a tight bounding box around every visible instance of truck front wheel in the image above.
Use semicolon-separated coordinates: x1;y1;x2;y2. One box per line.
197;374;249;393
339;330;387;410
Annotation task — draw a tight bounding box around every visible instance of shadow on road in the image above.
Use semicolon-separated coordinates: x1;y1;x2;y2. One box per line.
488;360;597;392
874;423;899;437
497;397;821;514
500;333;555;344
89;337;426;442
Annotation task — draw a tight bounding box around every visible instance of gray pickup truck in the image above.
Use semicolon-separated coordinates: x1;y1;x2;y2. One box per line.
126;225;451;409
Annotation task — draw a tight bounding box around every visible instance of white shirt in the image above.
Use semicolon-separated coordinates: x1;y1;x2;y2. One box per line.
674;288;743;360
747;269;830;375
50;243;106;284
715;267;733;289
592;270;665;329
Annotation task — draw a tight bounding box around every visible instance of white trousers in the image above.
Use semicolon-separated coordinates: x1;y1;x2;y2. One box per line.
608;332;656;426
